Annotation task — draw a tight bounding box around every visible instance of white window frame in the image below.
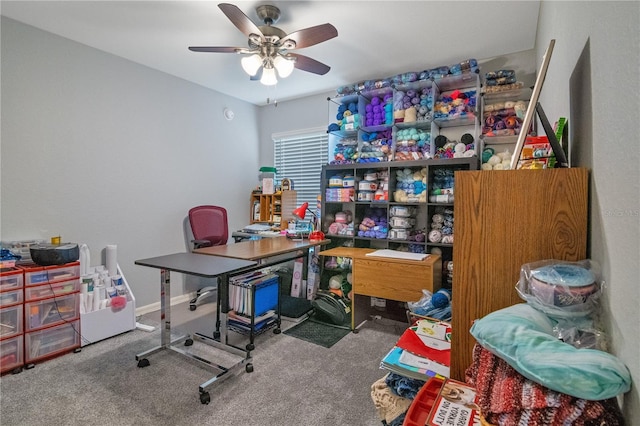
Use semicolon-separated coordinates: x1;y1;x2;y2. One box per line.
273;127;328;218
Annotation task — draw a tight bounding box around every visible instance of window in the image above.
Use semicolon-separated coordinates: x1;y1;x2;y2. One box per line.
273;127;328;211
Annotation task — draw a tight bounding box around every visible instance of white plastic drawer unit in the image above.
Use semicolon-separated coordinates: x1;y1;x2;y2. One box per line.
21;261;80;286
0;304;23;339
0;334;24;373
24;293;79;332
0;268;23;292
25;279;79;302
25;320;80;363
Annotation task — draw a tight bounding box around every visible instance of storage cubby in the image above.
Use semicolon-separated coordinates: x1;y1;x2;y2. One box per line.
249;190;297;229
321;157;478;269
479;86;534;170
329;73;481;164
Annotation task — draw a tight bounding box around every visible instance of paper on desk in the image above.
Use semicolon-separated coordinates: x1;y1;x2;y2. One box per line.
365;249;428;261
243;223;273;232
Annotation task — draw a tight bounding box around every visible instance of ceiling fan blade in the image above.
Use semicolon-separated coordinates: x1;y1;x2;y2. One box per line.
289;53;331;75
218;3;265;42
280;23;338;49
188;46;242;53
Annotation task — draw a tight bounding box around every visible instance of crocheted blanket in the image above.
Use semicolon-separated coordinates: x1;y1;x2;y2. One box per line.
465;344;625;425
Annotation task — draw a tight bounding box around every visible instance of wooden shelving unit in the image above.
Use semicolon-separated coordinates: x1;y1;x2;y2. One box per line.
249;190;297;230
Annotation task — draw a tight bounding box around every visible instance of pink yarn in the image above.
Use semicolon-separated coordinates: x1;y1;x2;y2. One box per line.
111;295;127;310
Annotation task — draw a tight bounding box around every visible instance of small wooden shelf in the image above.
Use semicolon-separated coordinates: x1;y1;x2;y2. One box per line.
249;190;297;230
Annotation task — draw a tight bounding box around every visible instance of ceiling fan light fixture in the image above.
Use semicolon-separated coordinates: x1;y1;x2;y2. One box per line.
241;54;263;76
260;66;278;86
274;54;295;78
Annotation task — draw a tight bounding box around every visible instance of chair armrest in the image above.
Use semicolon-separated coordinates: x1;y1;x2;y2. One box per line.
192;239;213;249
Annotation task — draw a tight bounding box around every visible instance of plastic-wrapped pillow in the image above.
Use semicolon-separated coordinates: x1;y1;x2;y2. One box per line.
470;303;631;401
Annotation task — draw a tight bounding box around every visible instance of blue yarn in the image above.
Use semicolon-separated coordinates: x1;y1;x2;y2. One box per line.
431;288;452;308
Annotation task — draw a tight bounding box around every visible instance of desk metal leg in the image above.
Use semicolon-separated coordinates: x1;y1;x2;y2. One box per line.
136;269;252;404
136;269;186;364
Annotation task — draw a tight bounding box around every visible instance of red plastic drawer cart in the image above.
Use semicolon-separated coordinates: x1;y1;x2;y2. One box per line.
18;261;82;368
0;267;25;374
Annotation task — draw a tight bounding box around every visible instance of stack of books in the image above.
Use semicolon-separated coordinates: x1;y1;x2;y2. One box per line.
381;318;451;381
228;309;277;333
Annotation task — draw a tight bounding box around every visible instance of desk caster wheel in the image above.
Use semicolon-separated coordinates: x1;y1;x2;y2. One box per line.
137;358;150;368
213;331;220;340
185;338;194;346
246;343;255;351
273;328;281;334
246;363;254;373
352;329;359;334
189;304;197;311
200;392;211;405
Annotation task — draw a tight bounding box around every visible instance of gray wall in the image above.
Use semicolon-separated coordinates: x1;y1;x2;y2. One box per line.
1;17;260;308
534;1;639;417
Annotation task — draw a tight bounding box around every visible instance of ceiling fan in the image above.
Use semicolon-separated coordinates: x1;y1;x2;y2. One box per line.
189;3;338;85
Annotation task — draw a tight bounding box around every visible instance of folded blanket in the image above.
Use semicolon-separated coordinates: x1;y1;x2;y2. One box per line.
465;344;625;425
371;374;412;424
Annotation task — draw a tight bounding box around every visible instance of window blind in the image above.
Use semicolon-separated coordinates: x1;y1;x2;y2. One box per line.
273;129;328;211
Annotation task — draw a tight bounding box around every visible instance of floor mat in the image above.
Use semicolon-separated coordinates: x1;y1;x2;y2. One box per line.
284;318;351;348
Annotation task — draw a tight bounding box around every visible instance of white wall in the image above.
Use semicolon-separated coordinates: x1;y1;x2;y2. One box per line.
257;90;335;166
536;0;639;418
1;17;261;307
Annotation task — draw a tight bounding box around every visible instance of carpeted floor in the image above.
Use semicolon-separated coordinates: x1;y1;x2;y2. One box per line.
0;307;407;426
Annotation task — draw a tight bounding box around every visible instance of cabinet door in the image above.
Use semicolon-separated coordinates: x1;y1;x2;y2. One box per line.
450;168;588;381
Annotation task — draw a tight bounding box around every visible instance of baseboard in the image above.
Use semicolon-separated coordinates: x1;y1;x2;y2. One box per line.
135;292;195;316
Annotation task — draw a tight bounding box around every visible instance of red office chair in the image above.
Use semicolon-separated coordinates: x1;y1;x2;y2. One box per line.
188;205;229;310
189;205;229;249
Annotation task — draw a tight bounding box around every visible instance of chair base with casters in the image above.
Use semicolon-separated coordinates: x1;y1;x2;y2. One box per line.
189;284;218;311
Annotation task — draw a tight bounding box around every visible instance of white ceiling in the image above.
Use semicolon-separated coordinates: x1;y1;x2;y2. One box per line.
1;1;541;106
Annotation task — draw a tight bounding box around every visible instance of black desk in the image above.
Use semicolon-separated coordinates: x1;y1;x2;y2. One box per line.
134;252;256;405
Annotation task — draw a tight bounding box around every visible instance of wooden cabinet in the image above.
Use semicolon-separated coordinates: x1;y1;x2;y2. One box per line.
249;190;297;229
318;247;442;330
450;168;589;380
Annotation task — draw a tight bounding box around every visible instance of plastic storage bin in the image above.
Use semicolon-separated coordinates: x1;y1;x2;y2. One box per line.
25;319;80;363
0;304;23;339
20;261;80;286
0;288;23;307
25;279;80;302
25;293;79;331
0;268;23;292
0;334;24;374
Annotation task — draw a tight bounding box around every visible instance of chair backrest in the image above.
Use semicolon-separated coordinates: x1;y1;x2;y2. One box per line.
188;205;229;247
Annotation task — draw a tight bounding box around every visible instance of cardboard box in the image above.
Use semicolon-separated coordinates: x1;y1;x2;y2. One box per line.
262;178;274;194
290;257;304;297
